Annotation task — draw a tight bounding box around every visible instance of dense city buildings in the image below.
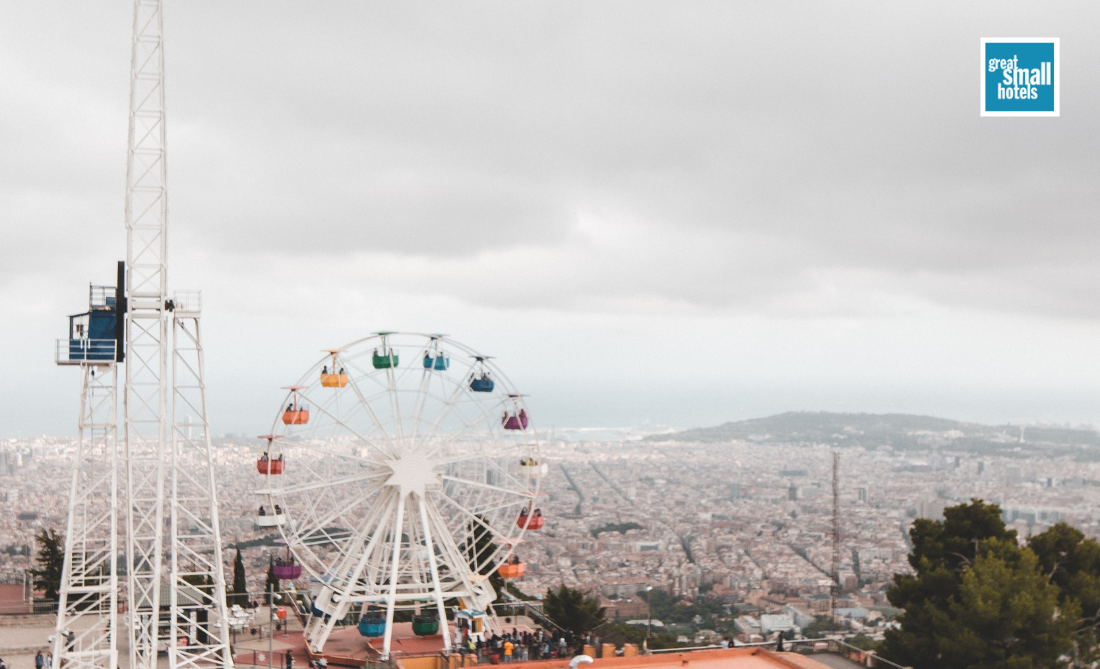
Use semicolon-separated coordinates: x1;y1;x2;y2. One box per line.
6;414;1100;639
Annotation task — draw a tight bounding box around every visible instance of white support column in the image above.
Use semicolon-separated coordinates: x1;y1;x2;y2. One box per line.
171;300;235;669
417;493;451;652
381;492;407;661
53;362;119;669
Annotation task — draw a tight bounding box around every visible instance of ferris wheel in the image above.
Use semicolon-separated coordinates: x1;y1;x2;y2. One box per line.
253;333;548;659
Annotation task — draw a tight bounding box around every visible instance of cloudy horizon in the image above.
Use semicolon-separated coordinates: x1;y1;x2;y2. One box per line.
3;2;1100;438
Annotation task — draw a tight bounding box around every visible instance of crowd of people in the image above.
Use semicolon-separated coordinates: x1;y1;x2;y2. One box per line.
458;627;583;663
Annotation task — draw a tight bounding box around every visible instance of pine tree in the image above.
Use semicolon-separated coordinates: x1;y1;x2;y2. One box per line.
265;555;279;605
230;547;247;607
544;584;606;636
30;528;64;600
883;500;1075;668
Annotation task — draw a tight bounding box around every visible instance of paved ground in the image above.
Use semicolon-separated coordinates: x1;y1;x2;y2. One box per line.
800;654;865;669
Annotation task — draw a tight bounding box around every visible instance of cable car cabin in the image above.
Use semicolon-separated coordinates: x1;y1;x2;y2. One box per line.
257;454;284;475
423;354;450;371
282;405;309;425
412;615;440;636
517;508;544;531
372;350;399;369
257;506;286;527
470;375;494;393
502;409;528;431
358;615;385;637
320;369;348;388
498;558;526;579
273;559;301;580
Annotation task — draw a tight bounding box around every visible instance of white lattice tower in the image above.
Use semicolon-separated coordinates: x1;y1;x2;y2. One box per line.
122;3;234;669
123;2;169;668
52;362;119;669
170;293;234;669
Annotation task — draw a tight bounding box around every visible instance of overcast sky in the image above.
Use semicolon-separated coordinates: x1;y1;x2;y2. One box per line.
3;1;1100;437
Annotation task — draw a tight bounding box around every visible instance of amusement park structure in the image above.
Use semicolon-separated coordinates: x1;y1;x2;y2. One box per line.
256;334;547;661
54;2;233;669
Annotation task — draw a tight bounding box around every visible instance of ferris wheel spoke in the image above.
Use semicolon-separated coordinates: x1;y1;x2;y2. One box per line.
269;470;389;497
432;491;514;575
285;438;389;469
406;351;437;447
324;488;397;594
415;371;475;449
439;474;533;501
294;384;398;459
298;479;387;547
422;403;506;461
336;361;404;458
422;497;483;599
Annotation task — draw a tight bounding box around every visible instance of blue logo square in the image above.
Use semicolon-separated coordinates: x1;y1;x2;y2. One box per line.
981;38;1059;116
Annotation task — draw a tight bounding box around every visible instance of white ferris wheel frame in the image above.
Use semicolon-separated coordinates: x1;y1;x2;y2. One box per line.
257;333;544;660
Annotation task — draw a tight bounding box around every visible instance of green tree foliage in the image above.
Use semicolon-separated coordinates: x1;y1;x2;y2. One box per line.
1028;522;1100;663
544;585;606;636
31;528;64;600
229;548;248;607
265;555;279;604
884;500;1075;668
639;588;725;626
603;622;687;650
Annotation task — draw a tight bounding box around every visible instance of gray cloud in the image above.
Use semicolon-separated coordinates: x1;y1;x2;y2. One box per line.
3;1;1100;435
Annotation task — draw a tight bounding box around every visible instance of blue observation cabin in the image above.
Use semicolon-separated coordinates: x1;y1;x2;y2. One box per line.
57;263;125;365
423;354;450;371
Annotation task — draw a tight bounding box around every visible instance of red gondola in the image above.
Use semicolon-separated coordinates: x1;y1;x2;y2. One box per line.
517;507;543;531
257;454;284;475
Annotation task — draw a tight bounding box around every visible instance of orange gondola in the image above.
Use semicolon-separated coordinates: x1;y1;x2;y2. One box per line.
280;387;310;425
320;351;349;387
498;556;526;579
282;406;309;425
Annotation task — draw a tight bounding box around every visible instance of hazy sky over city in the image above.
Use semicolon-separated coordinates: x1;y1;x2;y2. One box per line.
3;1;1100;437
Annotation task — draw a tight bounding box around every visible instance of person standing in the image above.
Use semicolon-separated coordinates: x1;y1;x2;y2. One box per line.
36;651;44;669
285;649;293;669
45;652;53;669
503;639;513;663
775;630;785;652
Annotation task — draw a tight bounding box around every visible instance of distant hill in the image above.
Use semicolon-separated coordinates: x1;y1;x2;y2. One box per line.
645;411;1100;457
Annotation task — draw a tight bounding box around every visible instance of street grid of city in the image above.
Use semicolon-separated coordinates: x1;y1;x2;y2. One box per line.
5;416;1100;648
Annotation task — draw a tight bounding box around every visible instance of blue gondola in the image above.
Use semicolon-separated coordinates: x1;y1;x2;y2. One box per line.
470;375;494;392
423;354;450;371
358;615;385;637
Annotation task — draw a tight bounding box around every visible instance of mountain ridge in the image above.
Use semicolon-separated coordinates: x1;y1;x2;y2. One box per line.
644;411;1100;456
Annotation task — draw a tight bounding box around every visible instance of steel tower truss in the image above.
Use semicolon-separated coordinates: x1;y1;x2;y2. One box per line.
121;2;233;669
52;363;119;669
170;294;233;669
123;2;170;666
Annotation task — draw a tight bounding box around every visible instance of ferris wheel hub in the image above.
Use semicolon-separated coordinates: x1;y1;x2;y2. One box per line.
382;454;442;496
